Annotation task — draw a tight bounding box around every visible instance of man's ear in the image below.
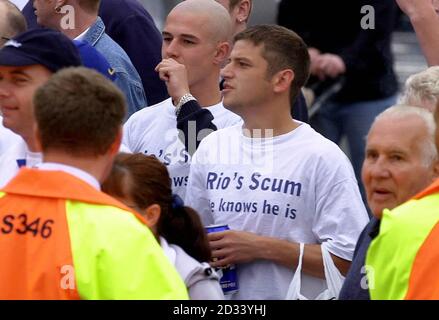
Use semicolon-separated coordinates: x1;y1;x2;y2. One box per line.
109;127;123;155
142;204;161;230
54;0;68;11
213;41;231;65
272;69;295;94
235;0;252;24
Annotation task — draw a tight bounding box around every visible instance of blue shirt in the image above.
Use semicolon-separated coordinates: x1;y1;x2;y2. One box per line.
339;217;378;300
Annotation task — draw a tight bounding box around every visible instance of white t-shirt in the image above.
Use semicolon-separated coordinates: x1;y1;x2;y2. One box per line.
0;139;42;188
185;122;369;300
0;117;22;156
123;98;241;198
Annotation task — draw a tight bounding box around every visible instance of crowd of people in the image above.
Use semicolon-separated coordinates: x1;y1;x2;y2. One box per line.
0;0;438;300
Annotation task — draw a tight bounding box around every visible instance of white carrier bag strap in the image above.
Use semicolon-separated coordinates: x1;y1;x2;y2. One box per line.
285;243;306;300
320;242;345;300
285;243;345;300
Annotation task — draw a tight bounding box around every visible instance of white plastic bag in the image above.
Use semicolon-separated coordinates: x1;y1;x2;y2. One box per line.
285;243;345;300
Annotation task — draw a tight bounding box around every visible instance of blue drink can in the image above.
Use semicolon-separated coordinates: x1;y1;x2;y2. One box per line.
205;224;239;295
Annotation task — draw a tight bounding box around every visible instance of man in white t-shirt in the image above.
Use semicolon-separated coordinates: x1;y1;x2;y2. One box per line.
0;29;82;187
123;0;241;198
185;25;369;300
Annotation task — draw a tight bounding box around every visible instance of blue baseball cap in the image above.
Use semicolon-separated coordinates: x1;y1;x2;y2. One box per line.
73;40;116;81
0;28;82;73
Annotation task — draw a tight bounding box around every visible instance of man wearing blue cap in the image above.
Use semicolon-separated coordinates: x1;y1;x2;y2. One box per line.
0;28;82;187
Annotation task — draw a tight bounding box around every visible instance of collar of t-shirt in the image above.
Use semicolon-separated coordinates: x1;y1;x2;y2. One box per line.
16;144;42;169
240;121;305;148
74;27;91;41
36;162;101;191
204;100;225;119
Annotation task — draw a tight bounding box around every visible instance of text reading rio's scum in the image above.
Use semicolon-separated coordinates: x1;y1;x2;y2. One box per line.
171;303;267;318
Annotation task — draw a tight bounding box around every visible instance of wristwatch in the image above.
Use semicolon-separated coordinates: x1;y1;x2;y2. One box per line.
175;93;196;117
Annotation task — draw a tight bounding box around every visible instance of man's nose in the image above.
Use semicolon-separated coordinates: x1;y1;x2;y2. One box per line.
370;157;391;179
164;39;179;59
0;83;11;98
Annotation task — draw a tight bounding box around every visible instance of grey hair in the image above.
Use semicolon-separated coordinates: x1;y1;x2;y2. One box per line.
371;105;437;167
399;66;439;112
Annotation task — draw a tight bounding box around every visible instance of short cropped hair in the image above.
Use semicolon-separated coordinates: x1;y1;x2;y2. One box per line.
234;24;310;103
229;0;240;8
0;0;27;43
399;66;439;112
372;105;438;167
34;67;126;157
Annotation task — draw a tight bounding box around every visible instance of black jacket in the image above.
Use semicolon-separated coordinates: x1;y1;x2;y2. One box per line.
278;0;399;102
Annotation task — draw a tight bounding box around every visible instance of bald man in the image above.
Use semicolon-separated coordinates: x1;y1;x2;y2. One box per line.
123;0;241;199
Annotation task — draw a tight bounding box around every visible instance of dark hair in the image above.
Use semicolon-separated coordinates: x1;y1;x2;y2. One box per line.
102;153;212;263
1;0;27;39
234;24;310;103
34;67;126;157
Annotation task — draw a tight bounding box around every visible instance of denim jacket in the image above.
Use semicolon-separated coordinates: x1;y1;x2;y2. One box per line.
83;17;148;117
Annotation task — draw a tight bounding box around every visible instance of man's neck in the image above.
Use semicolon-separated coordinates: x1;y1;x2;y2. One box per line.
234;23;247;36
43;151;110;184
241;100;299;137
55;13;97;39
21;132;40;153
190;74;222;107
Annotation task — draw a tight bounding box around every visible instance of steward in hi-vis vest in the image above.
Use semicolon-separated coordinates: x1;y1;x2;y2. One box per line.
366;178;439;300
0;169;188;300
